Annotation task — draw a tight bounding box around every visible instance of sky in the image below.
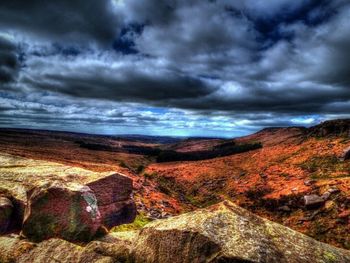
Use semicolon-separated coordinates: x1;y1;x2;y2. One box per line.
0;0;350;137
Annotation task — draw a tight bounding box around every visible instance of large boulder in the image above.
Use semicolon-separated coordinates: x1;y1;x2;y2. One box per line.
22;182;102;242
0;197;13;234
86;174;136;229
131;201;350;263
0;154;136;242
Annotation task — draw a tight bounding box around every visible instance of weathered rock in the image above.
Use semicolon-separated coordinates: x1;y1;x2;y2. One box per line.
308;119;350;137
321;187;340;201
22;182;102;242
0;154;136;240
0;235;35;263
0;153;132;208
97;200;136;229
85;232;136;262
0;234;132;263
86;174;136;229
304;194;325;209
340;146;350;161
17;238;114;263
0;197;13;234
130;201;350;263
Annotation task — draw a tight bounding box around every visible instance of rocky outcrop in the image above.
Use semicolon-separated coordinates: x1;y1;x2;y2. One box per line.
130;201;350;263
0;154;136;242
1;201;350;262
308;119;350;137
0;197;13;234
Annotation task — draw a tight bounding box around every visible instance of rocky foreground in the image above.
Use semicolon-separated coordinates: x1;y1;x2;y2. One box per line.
0;153;136;241
0;154;349;262
1;201;350;262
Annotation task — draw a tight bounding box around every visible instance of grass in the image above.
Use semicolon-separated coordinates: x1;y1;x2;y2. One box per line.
299;155;349;179
111;214;152;232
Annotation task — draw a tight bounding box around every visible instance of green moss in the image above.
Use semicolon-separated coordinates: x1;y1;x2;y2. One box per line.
299;155;350;179
111;214;152;232
323;251;337;263
185;193;220;208
185;194;200;206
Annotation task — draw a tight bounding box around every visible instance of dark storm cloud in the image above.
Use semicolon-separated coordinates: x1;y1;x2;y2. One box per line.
0;35;19;83
20;54;214;101
0;0;120;45
1;0;350;135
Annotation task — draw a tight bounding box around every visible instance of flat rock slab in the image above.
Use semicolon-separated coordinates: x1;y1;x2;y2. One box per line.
0;153;121;202
131;201;350;263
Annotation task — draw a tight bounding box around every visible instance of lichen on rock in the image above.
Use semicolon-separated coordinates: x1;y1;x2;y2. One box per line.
130;201;350;263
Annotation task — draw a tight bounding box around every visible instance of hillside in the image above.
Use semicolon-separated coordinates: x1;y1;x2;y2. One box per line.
145;120;350;248
0;119;349;250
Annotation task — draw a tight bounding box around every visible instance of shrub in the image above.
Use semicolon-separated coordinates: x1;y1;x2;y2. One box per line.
136;165;145;174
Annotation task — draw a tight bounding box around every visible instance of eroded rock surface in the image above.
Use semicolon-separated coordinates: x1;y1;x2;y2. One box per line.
0;153;136;242
131;201;350;263
0;235;34;263
87;174;136;229
1;201;350;262
22;182;102;242
0;235;114;263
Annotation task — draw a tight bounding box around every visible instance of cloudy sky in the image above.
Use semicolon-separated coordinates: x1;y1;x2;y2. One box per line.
1;0;350;137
